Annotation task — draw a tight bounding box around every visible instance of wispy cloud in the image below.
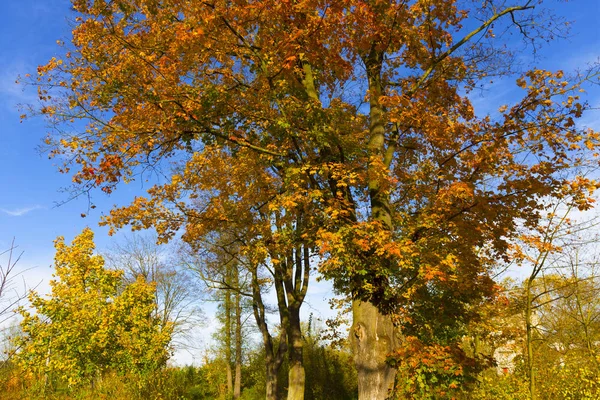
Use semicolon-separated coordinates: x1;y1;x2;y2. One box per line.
0;60;38;111
0;205;43;217
556;48;600;72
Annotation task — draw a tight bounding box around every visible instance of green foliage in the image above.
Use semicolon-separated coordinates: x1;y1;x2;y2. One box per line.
303;335;358;400
466;269;600;400
539;364;600;400
216;326;357;400
469;370;529;400
0;360;236;400
468;363;600;400
15;229;172;391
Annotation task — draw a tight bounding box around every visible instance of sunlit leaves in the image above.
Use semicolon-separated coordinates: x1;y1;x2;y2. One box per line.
24;1;600;395
16;229;171;387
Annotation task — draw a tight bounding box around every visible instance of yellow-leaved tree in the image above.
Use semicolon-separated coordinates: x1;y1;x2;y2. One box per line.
16;228;172;390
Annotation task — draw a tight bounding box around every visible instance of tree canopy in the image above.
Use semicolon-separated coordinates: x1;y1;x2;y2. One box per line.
29;0;600;397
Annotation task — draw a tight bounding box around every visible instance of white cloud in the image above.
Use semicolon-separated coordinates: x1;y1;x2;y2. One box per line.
0;205;43;217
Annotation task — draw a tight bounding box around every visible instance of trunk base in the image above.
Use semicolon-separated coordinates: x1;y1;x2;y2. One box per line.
351;300;399;400
287;362;305;400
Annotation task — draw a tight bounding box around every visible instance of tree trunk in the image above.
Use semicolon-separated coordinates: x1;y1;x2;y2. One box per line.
234;280;242;399
251;266;285;400
354;47;398;400
225;278;233;397
265;362;279;400
287;308;305;400
226;358;233;398
525;280;536;400
234;362;242;399
351;301;398;400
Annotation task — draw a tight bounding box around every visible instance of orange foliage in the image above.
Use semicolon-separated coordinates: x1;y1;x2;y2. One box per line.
26;1;600;394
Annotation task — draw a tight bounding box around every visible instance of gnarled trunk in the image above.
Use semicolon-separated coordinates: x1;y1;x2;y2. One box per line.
351;301;398;400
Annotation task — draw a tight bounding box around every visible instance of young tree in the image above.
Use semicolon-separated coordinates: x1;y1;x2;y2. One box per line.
29;1;600;398
515;201;573;399
16;229;171;389
510;200;600;399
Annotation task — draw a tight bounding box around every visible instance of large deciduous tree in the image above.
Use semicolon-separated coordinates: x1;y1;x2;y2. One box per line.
29;0;599;398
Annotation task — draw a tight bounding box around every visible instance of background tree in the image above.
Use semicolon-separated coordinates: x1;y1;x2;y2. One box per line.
514;200;573;399
105;233;203;351
302;316;358;400
216;263;245;400
509;198;600;399
28;1;600;398
0;240;26;326
16;229;172;391
182;234;253;400
527;250;600;398
0;241;29;400
183;215;313;400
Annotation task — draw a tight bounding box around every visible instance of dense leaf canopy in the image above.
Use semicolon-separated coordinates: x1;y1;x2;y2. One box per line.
25;7;599;392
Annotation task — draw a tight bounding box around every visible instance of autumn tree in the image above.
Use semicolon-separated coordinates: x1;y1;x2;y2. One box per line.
16;229;172;390
28;0;600;398
533;271;600;398
0;241;26;397
554;249;600;366
505;197;600;399
513;200;574;399
520;245;600;398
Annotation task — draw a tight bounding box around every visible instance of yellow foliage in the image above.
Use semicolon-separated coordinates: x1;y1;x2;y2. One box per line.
16;229;172;390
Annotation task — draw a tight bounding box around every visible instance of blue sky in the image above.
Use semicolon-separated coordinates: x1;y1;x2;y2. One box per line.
0;0;598;363
0;0;164;277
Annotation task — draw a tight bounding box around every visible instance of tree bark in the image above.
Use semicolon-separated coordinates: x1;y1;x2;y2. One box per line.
284;244;310;400
234;273;242;399
265;362;279;400
225;273;234;397
525;279;536;400
251;265;286;400
287;308;305;400
352;46;399;400
351;301;398;400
